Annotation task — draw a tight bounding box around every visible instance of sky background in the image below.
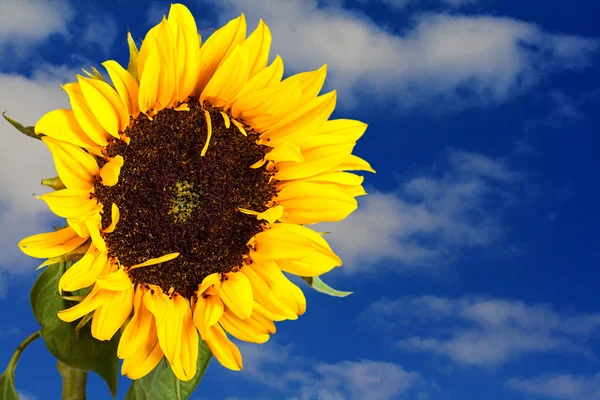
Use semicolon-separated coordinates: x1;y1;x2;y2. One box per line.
1;0;599;399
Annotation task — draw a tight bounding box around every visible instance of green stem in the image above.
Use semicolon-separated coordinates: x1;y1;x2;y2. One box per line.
174;375;181;400
57;361;87;400
6;331;40;371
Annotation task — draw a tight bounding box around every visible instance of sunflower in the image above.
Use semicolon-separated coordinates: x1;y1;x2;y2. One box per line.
18;4;373;381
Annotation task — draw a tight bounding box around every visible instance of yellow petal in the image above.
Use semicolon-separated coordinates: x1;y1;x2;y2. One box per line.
219;271;253;320
193;294;224;337
57;285;107;322
275;143;355;181
276;182;358;224
103;203;120;233
118;287;154;359
86;218;106;253
19;226;87;259
200;109;212;157
265;142;304;163
102;60;140;119
36;245;89;271
38;189;98;219
62;82;110;146
261;90;337;146
230;78;301;128
193;14;247;97
129;252;180;269
250;223;341;274
241;266;297;320
176;295;199;381
77;75;129;136
197;273;221;295
59;247;108;293
200;43;250;108
245;19;271;78
42;136;99;190
282;64;327;102
219;308;269;344
281;248;343;275
96;268;133;291
230;55;284;106
314;118;368;142
143;285;170;325
257;205;284;224
121;332;163;380
35;109;100;151
99;155;124;186
291;133;356;153
167;4;198;34
324;154;376;174
154;295;198;381
153;17;177;108
231;118;247;136
138;35;162;115
277;171;364;189
66;205;102;238
252;261;306;316
220;111;231;128
92;285;134;340
203;324;243;371
168;5;201;102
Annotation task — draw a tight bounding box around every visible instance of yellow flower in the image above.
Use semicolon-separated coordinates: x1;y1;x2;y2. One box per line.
18;4;373;381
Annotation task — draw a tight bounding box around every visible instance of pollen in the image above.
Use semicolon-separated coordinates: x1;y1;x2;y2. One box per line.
169;180;202;224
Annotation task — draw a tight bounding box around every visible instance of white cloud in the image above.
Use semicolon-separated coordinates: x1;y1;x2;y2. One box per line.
524;90;585;135
508;373;600;400
365;296;600;367
309;360;421;400
17;391;37;400
233;342;421;400
0;67;76;285
81;11;118;57
208;0;598;109
363;0;478;9
316;150;517;273
0;0;73;54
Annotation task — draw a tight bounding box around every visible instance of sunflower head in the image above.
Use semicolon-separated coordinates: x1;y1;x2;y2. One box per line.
18;3;373;382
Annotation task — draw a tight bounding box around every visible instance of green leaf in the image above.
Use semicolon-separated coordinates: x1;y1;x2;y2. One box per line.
127;31;139;83
30;262;120;397
82;67;108;83
0;331;41;400
302;276;353;297
41;176;66;191
0;369;18;400
124;341;212;400
2;112;41;140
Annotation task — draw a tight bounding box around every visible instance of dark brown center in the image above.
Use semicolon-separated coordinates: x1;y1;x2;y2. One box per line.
94;101;276;298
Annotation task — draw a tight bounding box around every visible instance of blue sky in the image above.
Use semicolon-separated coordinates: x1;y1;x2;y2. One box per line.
1;0;599;399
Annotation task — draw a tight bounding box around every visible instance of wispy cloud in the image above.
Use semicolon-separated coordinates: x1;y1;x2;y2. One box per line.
146;2;169;27
209;0;598;110
16;391;37;400
524;90;587;135
316;150;518;273
0;0;74;57
364;296;600;367
361;0;479;9
508;373;600;400
81;10;118;57
231;342;422;400
0;66;77;288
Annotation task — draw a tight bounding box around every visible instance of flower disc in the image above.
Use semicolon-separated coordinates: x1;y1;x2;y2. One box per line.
95;103;276;298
